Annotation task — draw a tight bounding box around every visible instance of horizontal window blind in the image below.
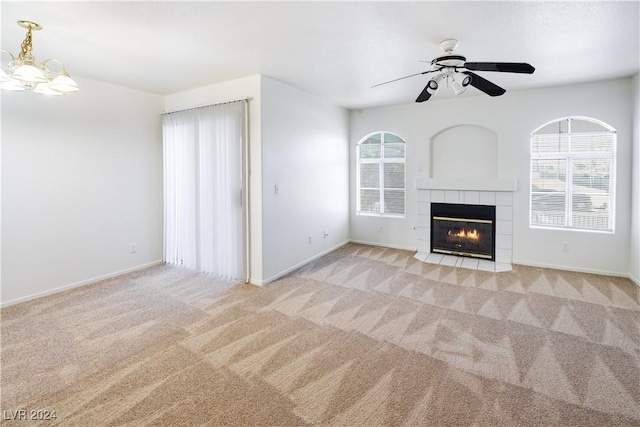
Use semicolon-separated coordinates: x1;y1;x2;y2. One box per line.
357;132;406;216
530;118;615;232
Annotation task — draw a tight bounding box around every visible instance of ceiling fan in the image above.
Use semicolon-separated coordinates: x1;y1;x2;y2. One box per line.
373;39;535;102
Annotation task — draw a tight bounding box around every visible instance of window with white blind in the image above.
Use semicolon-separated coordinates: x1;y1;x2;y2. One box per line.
356;132;405;217
530;117;616;232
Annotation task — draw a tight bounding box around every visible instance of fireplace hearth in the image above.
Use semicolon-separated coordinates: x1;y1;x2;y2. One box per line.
431;203;496;260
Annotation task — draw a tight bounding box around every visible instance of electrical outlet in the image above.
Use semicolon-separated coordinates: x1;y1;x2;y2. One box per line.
378;225;383;233
323;230;328;238
274;184;279;195
130;243;137;253
308;235;313;244
561;241;569;252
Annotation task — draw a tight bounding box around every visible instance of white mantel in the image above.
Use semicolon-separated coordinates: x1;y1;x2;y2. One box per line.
415;178;516;272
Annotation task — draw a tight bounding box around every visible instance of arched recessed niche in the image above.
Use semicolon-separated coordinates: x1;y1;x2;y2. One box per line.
431;125;498;178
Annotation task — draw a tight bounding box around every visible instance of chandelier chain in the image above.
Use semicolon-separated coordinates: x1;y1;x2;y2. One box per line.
18;28;33;60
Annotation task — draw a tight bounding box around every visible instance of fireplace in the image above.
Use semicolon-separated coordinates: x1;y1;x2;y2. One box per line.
431;203;496;260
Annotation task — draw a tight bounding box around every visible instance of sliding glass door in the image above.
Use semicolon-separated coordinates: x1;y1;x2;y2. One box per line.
162;101;246;281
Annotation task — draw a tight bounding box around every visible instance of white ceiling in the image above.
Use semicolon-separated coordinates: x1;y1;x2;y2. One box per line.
2;1;639;109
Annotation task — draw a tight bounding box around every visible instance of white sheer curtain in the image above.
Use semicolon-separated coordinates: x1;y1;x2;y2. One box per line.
162;101;245;281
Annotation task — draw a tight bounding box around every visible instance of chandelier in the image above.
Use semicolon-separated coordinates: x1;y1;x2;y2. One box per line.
1;20;79;95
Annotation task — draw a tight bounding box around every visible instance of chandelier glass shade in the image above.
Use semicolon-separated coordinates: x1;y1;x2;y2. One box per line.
1;20;79;95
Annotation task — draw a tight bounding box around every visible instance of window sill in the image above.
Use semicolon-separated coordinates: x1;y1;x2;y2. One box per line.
357;212;405;219
530;225;614;234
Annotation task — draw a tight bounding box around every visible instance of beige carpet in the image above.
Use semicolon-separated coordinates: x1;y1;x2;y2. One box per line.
1;243;639;426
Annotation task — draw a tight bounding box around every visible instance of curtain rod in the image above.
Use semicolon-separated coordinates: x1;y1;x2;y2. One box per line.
161;96;250;115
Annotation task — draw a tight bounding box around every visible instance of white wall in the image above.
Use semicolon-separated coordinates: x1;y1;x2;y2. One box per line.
3;72;633;306
260;76;349;283
431;125;498;178
1;77;164;305
164;75;263;283
630;73;640;284
164;75;350;285
350;78;634;276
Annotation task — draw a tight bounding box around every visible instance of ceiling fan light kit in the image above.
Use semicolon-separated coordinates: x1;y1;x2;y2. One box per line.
374;38;535;102
451;71;472;95
1;20;79;95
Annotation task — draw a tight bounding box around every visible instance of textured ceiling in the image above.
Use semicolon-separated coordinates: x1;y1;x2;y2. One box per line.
1;1;639;109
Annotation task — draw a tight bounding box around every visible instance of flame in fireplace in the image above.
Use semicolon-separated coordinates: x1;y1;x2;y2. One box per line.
447;228;480;241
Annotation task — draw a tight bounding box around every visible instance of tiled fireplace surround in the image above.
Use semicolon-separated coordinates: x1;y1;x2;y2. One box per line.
414;178;516;273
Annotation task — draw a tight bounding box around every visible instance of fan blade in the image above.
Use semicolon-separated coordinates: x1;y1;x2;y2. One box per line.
464;62;535;74
372;70;436;88
463;71;506;96
415;84;433;102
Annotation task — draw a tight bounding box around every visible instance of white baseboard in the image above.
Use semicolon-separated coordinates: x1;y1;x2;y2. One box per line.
251;241;350;286
512;258;630;280
629;272;640;287
0;261;164;308
348;239;416;252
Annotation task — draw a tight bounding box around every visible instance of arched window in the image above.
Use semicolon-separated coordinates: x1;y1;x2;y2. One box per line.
356;132;405;216
530;117;616;231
